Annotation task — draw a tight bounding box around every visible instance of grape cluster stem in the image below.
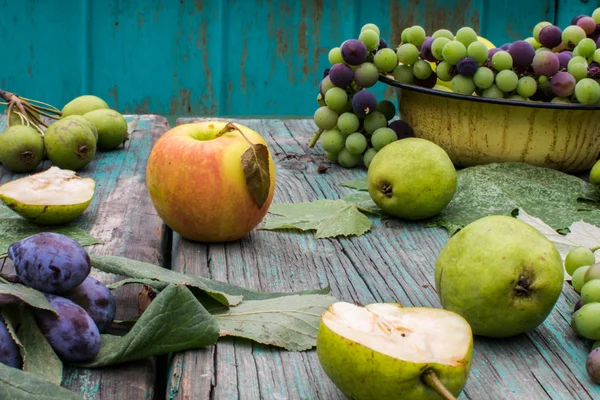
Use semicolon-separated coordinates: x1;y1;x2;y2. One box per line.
308;128;325;148
0;89;62;135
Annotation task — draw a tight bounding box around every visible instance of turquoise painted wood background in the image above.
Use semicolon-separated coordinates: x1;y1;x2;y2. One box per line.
0;0;596;118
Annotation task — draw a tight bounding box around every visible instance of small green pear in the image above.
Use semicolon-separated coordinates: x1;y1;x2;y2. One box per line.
316;302;473;400
63;115;99;142
60;95;109;118
435;215;564;338
0;125;44;172
83;109;128;150
44;118;97;171
590;159;600;187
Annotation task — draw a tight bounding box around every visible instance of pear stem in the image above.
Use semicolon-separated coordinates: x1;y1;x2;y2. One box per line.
422;370;458;400
591;246;600;253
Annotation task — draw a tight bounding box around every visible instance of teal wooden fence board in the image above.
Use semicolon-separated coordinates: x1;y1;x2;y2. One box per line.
0;0;592;117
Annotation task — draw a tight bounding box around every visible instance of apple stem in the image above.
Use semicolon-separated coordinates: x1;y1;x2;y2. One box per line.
308;128;325;148
422;370;458;400
217;122;255;146
591;246;600;253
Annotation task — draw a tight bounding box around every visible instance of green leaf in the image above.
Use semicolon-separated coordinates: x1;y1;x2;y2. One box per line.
428;162;600;236
342;192;388;217
91;255;330;306
339;177;368;191
0;362;82;400
0;283;57;315
74;284;220;368
0;205;102;257
241;143;271;209
106;278;169;291
210;294;338;351
2;305;63;386
260;199;372;239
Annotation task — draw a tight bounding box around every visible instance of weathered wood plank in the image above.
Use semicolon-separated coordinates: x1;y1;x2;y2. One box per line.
166;117;600;400
0;114;170;400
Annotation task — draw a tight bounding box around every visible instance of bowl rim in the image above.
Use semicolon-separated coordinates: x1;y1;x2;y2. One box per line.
378;75;600;111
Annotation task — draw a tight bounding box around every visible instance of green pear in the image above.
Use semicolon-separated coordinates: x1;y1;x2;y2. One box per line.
435;215;564;338
63;115;99;142
60;95;109;118
0;166;95;225
83;109;128;150
0;125;44;172
367;137;457;220
44;118;97;171
316;302;473;400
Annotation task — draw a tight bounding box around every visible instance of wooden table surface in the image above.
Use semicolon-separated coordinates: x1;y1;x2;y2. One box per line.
0;114;598;400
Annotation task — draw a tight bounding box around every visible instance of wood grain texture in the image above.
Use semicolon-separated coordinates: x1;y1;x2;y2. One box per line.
0;114;170;400
167;117;600;400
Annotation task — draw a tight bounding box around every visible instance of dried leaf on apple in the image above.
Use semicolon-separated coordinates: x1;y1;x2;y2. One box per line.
241;143;271;209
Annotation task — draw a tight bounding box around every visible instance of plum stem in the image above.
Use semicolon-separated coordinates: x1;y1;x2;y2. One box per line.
308;128;325;148
422;370;457;400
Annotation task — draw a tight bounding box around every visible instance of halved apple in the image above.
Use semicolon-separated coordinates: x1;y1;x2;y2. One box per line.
316;302;473;400
0;166;95;225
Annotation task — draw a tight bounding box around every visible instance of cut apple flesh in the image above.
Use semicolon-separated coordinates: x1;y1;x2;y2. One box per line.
0;166;94;206
321;302;472;366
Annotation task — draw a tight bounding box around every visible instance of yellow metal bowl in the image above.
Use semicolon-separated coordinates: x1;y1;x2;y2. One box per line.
380;76;600;173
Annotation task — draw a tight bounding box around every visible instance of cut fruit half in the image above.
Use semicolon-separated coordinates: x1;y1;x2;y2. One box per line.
0;166;95;225
316;302;473;400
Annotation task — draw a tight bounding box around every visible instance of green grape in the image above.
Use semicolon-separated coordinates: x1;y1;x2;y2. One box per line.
455;27;478;47
451;75;476;95
413;60;432;79
576;38;597;59
337;112;360;134
371;127;398;151
467;41;488;64
568;55;588;68
572;303;600;340
328;47;343;65
442;40;467;65
473;67;494;89
317;93;325;106
436;61;454;81
432;29;454;40
375;100;396;121
321;76;336;95
573;266;591;293
572;46;582;58
585;264;600;283
406;25;426;47
538;75;549;85
551;97;571;104
345;132;368;155
594;49;600;64
575;78;600;104
363;111;387;134
337;148;362;168
509;94;526;101
491;51;513;71
562;25;587;48
517;76;537;98
324;87;348;113
320;129;345;153
359;29;380;51
431;37;451;60
565;247;596;276
495;70;518;92
524;37;542;50
396;44;420;65
533;21;552;42
401;28;410;43
313;106;338;130
482;84;505;98
393;64;415;83
363;148;378;169
354;62;379;88
374;48;399;73
361;23;380;36
325;151;339;162
594;8;600;24
567;61;588;81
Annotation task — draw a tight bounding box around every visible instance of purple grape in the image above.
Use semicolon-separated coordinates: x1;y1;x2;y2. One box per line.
0;316;21;368
551;71;576;97
415;73;437;88
389;120;415;140
62;276;117;333
351;90;377;117
538;25;563;49
329;63;354;88
341;39;368;65
590;62;600;79
323;68;330;78
589;31;600;44
500;43;511;51
574;299;584;314
378;38;388;50
33;294;101;363
572;15;587;25
420;37;436;62
597;36;600;49
532;51;560;77
508;40;535;67
8;233;91;294
587;348;600;383
456;57;479;76
578;17;597;35
556;51;572;70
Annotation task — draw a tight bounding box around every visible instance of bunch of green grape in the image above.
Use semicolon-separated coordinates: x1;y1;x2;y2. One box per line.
388;7;600;104
312;23;415;169
564;246;600;383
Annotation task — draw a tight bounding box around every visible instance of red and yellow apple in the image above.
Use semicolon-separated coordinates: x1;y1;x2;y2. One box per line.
145;121;276;242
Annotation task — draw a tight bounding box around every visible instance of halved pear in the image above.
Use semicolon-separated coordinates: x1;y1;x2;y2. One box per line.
316;302;473;400
0;166;95;225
